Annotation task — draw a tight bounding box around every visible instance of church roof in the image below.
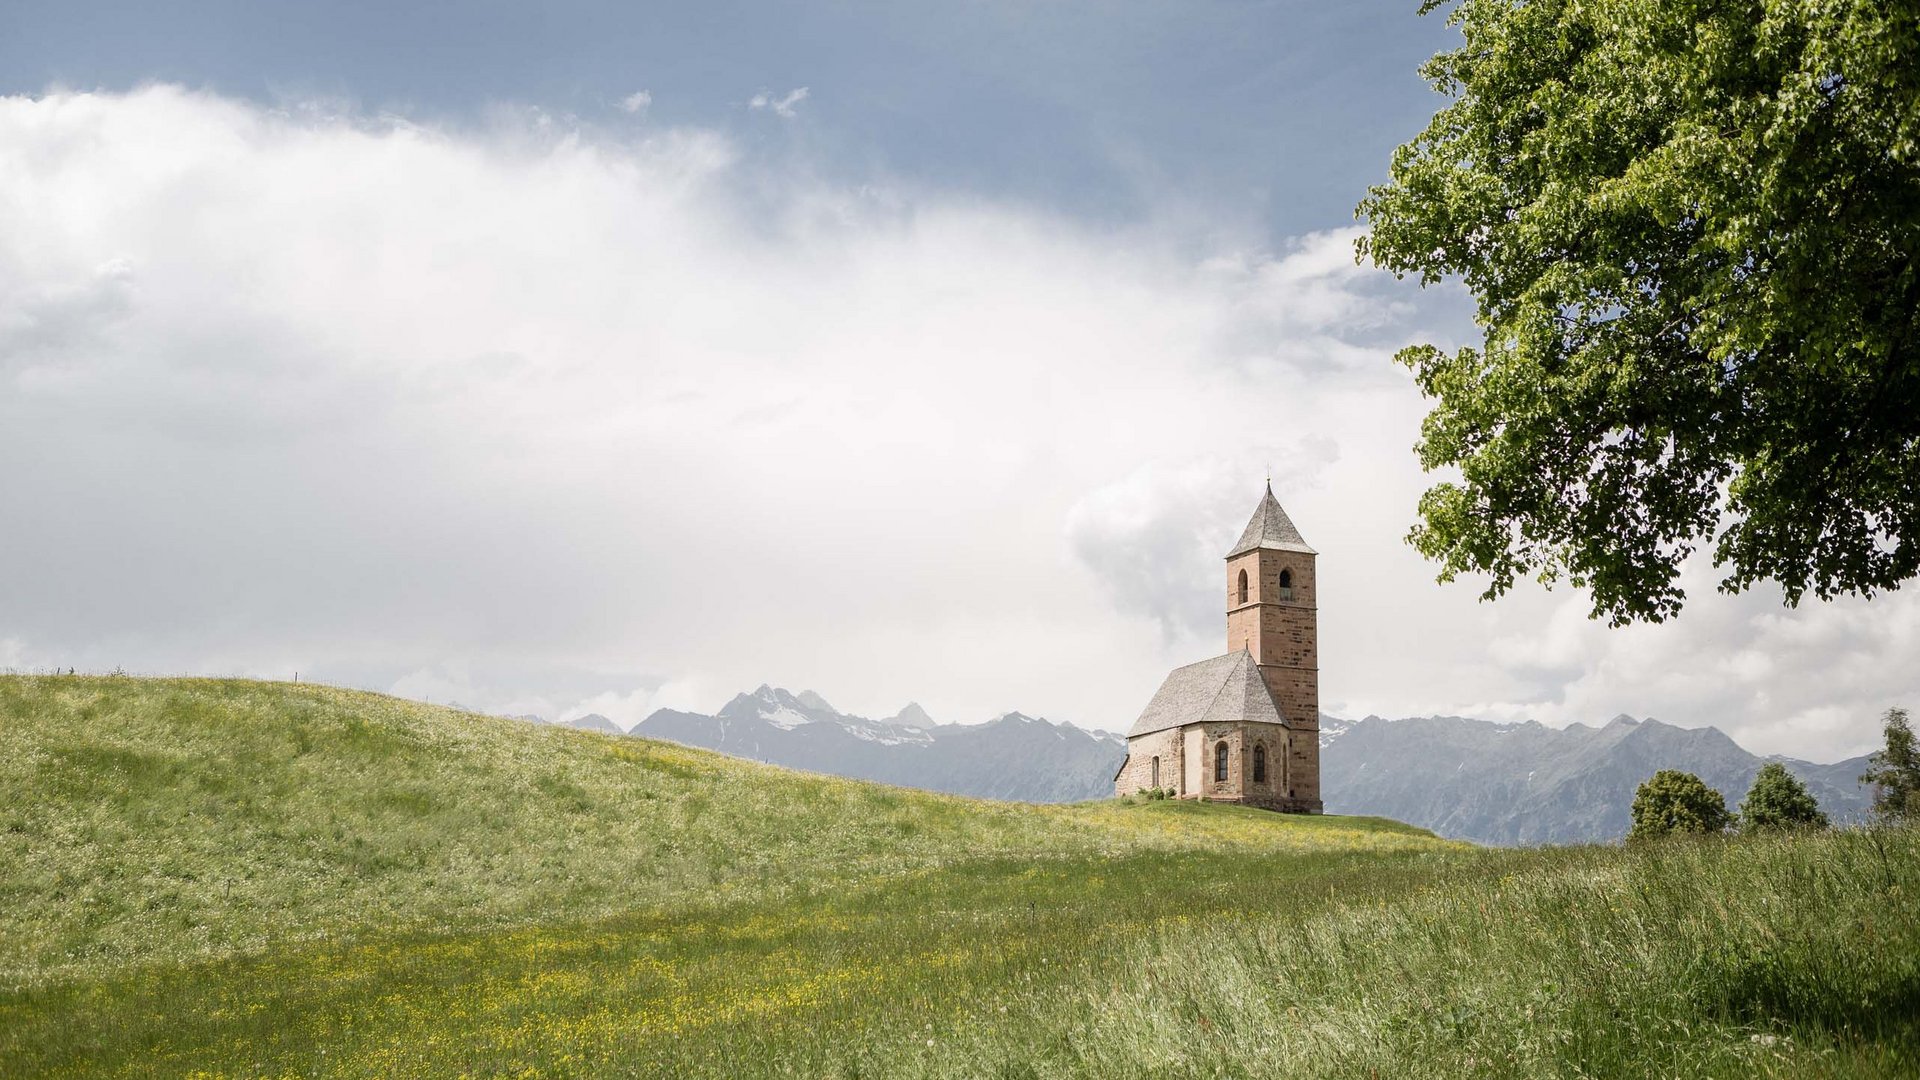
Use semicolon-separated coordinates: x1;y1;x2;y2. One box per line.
1226;483;1315;558
1126;648;1284;739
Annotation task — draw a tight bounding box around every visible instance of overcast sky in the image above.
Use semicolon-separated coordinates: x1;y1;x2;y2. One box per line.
2;2;1913;761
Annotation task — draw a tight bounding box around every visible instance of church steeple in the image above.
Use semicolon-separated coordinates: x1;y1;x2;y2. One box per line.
1226;481;1315;558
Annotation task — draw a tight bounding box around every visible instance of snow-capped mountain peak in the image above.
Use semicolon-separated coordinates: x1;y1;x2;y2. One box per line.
630;685;1125;802
1317;714;1354;748
884;702;935;729
720;685;845;727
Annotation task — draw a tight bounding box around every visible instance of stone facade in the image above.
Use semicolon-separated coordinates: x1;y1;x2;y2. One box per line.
1115;485;1322;813
1112;720;1301;806
1112;726;1181;795
1225;547;1320;807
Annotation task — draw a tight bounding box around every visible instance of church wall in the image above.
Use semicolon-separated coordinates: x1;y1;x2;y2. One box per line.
1241;721;1288;801
1164;721;1315;811
1260;666;1318;730
1226;605;1260;658
1228;539;1323;812
1289;734;1322;806
1194;723;1244;798
1226;550;1317;609
1228;551;1319;724
1114;727;1183;797
1119;723;1321;809
1258;607;1317;670
1182;727;1203;793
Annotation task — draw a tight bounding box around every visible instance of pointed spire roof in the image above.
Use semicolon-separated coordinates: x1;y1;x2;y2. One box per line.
1226;482;1314;558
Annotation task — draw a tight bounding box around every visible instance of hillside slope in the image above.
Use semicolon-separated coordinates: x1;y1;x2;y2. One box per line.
6;676;1915;1079
0;675;1434;986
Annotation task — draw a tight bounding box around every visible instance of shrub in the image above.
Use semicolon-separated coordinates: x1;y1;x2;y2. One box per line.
1738;762;1827;832
1629;770;1730;842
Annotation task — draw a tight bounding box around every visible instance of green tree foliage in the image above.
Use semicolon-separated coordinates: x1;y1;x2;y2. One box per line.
1861;706;1919;821
1357;0;1920;625
1629;769;1732;841
1739;761;1828;832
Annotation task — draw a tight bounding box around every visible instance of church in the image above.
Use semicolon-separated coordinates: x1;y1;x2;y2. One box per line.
1113;484;1323;812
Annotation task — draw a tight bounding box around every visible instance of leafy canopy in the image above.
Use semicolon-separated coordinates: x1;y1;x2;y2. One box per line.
1629;769;1732;841
1358;0;1920;624
1861;706;1919;821
1738;761;1828;832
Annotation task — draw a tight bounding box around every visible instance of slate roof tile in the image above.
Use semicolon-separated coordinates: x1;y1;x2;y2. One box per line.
1227;483;1315;558
1126;648;1284;738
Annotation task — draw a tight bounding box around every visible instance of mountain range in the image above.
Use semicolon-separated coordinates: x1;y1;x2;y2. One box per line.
1318;713;1874;845
523;686;1125;803
514;689;1876;845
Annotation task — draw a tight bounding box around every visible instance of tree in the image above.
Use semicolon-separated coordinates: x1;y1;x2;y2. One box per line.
1357;0;1920;625
1860;706;1919;822
1629;769;1731;841
1738;761;1827;832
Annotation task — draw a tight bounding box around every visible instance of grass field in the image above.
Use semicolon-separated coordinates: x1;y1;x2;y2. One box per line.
2;676;1915;1077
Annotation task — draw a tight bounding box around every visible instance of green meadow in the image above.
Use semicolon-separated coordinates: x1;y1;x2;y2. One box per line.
2;676;1915;1077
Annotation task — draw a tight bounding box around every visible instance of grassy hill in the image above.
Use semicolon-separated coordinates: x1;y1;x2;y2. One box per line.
2;675;1916;1077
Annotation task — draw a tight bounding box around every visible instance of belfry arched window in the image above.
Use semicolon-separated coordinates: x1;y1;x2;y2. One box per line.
1277;568;1294;600
1214;741;1229;782
1237;569;1249;604
1253;744;1267;783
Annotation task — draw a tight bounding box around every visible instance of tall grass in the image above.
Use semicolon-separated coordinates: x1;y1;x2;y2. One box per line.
880;828;1920;1079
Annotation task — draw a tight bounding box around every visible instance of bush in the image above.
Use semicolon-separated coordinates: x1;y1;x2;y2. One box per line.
1629;770;1730;842
1738;762;1827;832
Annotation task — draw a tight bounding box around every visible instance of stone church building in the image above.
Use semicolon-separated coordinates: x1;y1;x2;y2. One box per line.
1113;484;1322;812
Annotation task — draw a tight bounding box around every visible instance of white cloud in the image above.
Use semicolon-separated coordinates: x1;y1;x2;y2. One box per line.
1066;451;1335;643
561;678;711;730
0;85;1909;764
748;87;809;118
618;90;653;114
0;638;31;672
1432;553;1920;758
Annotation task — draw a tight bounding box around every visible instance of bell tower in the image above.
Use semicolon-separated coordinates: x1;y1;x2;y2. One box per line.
1224;483;1321;809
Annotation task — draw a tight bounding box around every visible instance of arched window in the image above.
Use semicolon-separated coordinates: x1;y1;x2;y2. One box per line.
1277;567;1294;600
1253;744;1267;783
1237;569;1249;604
1150;756;1160;789
1214;741;1229;782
